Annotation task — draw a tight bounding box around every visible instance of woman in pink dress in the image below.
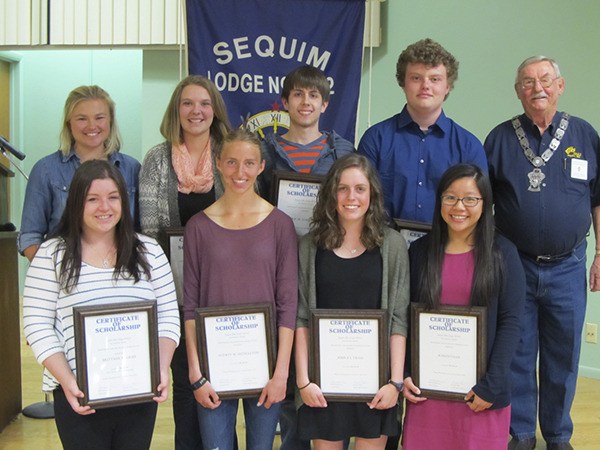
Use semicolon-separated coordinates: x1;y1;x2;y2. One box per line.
402;164;526;450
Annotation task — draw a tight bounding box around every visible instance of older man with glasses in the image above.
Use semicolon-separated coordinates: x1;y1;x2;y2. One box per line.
484;56;600;450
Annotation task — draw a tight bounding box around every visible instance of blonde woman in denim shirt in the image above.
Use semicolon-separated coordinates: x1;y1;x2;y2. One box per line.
18;85;140;261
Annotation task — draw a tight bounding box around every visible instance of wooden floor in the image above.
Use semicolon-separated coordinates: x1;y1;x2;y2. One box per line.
1;333;599;449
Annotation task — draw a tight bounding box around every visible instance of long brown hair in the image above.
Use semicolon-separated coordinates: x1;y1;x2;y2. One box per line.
160;75;231;146
53;160;151;293
310;153;387;250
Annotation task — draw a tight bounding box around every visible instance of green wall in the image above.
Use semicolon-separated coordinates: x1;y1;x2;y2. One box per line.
141;50;182;153
356;0;600;378
3;0;600;376
357;0;600;141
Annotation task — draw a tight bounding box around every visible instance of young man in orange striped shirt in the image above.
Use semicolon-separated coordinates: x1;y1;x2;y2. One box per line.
261;65;355;195
261;65;355;450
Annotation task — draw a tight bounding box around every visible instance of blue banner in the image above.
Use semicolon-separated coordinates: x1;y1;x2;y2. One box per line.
186;0;364;141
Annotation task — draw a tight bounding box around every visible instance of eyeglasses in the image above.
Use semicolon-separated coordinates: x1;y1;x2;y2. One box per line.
517;76;559;90
441;195;482;207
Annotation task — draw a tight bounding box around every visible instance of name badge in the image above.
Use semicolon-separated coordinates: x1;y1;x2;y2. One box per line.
571;159;588;181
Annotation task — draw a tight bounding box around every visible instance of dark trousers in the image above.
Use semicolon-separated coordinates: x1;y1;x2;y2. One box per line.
53;387;157;450
171;336;204;450
385;398;403;450
279;397;311;450
386;434;400;449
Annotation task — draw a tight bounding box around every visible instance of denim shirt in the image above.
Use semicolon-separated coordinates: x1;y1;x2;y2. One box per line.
18;149;141;254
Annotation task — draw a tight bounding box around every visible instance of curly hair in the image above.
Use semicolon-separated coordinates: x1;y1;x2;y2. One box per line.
396;38;459;92
310;154;387;250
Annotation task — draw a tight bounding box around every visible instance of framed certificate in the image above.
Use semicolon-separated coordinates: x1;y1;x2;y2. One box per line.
73;301;160;409
393;219;431;247
310;309;388;402
411;304;487;401
270;171;324;235
164;227;185;306
195;303;276;399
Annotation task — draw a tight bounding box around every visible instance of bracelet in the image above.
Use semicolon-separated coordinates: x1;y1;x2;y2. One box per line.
388;379;404;392
595;249;600;255
298;381;311;390
191;376;208;391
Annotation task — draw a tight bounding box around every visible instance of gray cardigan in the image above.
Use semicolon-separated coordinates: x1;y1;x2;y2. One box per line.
295;227;410;409
296;226;410;338
139;140;224;245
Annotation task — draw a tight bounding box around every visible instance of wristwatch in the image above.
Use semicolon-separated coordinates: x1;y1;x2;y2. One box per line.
191;376;208;391
388;379;404;392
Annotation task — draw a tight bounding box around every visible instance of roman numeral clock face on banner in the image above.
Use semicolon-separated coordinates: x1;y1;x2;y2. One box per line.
185;0;365;141
244;100;291;140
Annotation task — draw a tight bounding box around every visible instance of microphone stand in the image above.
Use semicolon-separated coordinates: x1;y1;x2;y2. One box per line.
1;142;53;419
0;148;29;181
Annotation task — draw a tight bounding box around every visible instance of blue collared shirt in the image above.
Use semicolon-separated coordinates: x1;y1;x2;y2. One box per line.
485;112;600;256
358;105;488;222
18;149;141;254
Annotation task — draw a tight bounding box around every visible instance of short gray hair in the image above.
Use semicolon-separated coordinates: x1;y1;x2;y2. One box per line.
515;56;561;84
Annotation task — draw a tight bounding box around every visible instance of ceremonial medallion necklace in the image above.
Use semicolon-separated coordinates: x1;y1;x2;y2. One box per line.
511;113;569;192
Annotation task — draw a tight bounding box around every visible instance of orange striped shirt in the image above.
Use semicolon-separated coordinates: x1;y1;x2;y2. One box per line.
279;134;327;173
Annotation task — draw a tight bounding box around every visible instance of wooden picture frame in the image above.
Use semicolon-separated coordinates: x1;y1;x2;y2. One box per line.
270;170;324;235
195;303;276;399
411;303;487;402
310;309;388;402
73;301;160;409
164;227;185;305
393;219;431;247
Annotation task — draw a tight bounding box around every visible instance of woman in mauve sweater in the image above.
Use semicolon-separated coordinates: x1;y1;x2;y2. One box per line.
183;128;298;450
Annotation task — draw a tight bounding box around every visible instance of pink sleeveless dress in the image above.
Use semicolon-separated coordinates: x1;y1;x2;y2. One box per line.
402;251;510;450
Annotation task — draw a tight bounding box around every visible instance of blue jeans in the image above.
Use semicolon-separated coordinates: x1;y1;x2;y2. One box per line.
510;241;587;444
197;398;281;449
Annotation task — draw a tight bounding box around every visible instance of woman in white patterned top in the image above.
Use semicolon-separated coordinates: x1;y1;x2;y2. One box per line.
23;160;180;450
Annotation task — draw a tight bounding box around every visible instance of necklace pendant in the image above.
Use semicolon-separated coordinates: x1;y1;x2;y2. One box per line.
528;168;545;192
532;156;544;168
350;248;357;254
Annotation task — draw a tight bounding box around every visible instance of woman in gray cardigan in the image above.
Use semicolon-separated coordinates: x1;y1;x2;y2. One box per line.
295;153;410;449
139;75;231;450
139;76;230;247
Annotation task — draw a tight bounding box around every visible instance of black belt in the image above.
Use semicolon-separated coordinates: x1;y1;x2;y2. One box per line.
521;249;574;264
